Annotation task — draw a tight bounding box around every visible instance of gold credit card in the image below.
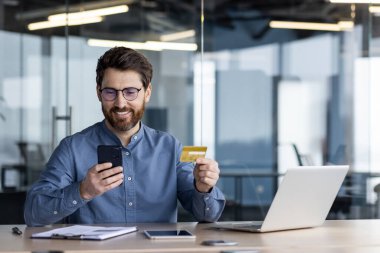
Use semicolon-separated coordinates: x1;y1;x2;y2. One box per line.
180;146;207;162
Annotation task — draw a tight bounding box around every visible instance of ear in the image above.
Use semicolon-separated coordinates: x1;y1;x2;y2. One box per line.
144;83;152;103
96;85;102;101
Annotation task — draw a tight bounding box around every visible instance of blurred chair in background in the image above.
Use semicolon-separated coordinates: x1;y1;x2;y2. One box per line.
0;191;25;224
374;184;380;218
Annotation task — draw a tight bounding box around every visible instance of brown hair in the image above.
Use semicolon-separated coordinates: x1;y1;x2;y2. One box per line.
96;47;153;89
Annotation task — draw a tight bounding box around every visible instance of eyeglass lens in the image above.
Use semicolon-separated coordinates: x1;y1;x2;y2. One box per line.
101;87;140;101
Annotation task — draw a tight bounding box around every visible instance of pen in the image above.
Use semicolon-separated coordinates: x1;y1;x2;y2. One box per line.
12;227;22;235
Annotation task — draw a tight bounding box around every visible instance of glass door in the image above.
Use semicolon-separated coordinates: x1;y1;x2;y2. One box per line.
0;1;70;189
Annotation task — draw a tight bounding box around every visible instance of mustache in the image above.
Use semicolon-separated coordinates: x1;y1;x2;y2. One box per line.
111;107;133;113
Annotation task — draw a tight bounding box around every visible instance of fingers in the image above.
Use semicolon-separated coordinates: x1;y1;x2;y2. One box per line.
194;166;218;180
95;165;123;188
93;162;113;173
98;166;123;180
195;158;220;173
99;171;122;185
196;170;219;183
80;164;124;200
193;158;220;193
104;177;124;190
194;158;220;180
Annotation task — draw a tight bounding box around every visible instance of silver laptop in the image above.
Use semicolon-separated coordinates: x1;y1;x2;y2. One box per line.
214;165;349;233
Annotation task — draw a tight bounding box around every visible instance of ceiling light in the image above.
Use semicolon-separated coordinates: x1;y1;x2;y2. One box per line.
27;4;128;31
48;5;128;21
337;21;355;29
160;30;196;42
369;5;380;13
87;39;198;51
329;0;380;3
145;41;198;51
17;0;131;20
88;39;161;51
269;20;354;31
28;16;103;31
3;0;19;7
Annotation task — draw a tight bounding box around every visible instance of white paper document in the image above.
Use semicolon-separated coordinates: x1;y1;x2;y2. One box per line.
31;225;138;240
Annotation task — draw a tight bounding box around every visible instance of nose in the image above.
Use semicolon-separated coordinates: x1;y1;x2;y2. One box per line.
113;90;127;107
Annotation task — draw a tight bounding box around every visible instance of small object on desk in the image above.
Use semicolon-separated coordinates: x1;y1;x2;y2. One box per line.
31;225;137;240
12;226;22;235
31;251;64;253
201;240;238;246
221;250;259;253
144;230;196;239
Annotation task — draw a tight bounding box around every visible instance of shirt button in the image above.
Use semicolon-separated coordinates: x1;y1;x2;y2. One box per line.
206;207;210;211
133;136;137;140
205;197;209;200
53;211;58;215
72;200;77;205
129;202;133;206
125;152;130;156
128;177;132;181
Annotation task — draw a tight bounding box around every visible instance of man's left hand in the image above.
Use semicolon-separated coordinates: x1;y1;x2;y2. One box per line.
193;158;220;193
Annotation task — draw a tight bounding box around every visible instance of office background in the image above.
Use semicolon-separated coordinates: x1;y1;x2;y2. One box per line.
0;0;379;223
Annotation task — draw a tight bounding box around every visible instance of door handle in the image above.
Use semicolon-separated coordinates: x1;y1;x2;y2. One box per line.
51;106;72;149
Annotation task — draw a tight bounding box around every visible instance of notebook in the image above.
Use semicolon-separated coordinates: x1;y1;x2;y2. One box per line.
31;225;138;240
213;165;349;233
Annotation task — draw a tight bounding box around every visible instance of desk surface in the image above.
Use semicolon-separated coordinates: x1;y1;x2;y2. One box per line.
2;220;380;253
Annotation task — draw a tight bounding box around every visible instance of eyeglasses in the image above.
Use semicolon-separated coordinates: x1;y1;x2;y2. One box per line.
99;87;142;101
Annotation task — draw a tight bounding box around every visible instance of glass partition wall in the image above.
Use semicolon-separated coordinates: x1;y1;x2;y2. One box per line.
0;0;380;221
201;0;380;220
0;0;198;193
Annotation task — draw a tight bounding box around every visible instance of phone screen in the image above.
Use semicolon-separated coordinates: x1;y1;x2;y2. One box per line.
144;230;195;239
97;145;122;168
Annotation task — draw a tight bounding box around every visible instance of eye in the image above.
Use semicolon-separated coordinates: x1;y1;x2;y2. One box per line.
124;88;137;95
103;88;116;94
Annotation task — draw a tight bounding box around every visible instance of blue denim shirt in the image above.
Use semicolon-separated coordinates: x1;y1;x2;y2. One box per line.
24;121;225;226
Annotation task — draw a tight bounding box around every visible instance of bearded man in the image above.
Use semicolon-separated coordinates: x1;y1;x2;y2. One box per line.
24;47;225;226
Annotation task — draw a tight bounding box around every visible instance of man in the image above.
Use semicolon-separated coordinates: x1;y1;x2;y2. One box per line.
24;47;225;226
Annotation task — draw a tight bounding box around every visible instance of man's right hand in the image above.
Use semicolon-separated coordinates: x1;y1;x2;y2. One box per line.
80;162;124;200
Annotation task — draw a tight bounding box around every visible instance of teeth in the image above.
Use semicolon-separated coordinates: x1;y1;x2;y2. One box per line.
115;111;130;115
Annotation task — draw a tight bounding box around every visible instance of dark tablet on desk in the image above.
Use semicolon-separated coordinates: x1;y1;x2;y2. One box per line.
143;230;195;239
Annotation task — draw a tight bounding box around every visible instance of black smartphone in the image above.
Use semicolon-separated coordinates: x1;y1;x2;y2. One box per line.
221;251;259;253
201;240;238;246
97;145;123;168
32;251;64;253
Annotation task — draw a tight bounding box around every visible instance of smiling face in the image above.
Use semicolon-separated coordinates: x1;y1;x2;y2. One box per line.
97;68;151;135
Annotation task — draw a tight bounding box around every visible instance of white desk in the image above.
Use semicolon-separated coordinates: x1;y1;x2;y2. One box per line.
1;220;380;252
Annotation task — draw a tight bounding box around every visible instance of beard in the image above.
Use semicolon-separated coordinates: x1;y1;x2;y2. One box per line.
102;102;145;132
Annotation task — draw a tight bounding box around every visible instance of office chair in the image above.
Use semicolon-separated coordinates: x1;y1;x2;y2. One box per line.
277;143;303;173
374;184;380;218
0;191;26;224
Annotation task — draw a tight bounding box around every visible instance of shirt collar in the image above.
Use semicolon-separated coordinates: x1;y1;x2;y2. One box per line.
128;122;145;149
100;120;145;148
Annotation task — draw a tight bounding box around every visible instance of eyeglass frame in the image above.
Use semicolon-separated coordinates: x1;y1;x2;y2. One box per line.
98;86;143;101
